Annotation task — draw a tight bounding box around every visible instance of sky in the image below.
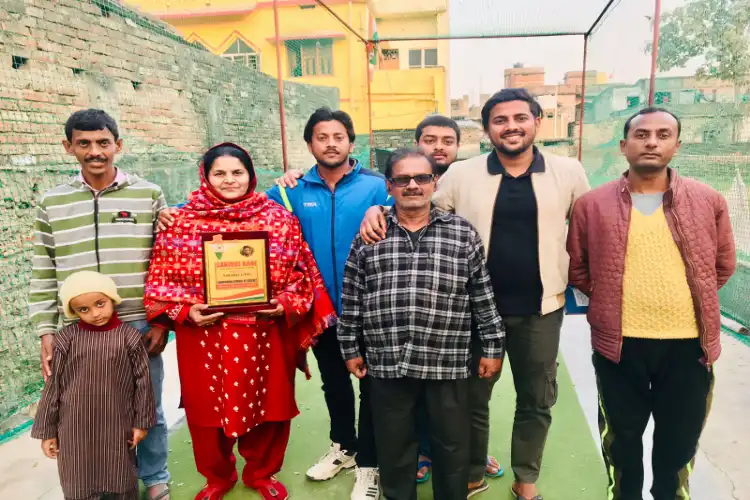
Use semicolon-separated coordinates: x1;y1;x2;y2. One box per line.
447;0;695;102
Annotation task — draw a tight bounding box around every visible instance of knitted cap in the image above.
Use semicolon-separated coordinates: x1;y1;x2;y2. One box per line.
60;271;122;319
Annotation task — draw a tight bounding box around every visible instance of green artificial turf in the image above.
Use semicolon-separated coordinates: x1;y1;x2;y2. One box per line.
161;356;606;499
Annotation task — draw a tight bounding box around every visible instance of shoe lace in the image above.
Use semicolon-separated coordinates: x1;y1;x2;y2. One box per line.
351;467;378;483
317;444;344;464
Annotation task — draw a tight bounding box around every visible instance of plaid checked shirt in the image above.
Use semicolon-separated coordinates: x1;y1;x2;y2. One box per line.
338;206;505;380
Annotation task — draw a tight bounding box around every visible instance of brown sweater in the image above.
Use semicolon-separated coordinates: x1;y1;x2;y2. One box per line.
433;151;590;315
567;170;736;365
31;319;156;498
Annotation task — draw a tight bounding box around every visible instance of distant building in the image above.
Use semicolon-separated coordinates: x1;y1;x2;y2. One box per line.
583;76;741;125
450;95;470;118
535;91;579;141
564;71;610;86
504;65;545;88
370;0;451;130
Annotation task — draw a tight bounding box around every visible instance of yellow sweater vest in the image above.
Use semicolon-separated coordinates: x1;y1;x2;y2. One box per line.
622;206;699;339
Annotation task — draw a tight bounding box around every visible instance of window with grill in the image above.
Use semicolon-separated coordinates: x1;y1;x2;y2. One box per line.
424;48;438;67
382;48;399;61
222;39;259;70
655;91;671;104
287;39;334;77
409;49;439;68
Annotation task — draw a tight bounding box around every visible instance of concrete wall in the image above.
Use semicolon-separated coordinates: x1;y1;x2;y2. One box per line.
371;129;415;149
0;0;338;430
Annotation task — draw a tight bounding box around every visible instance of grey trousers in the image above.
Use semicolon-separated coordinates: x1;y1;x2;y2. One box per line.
371;377;470;500
415;337;503;483
505;309;564;483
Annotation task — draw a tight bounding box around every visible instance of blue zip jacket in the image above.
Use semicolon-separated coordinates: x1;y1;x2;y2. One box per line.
267;160;391;314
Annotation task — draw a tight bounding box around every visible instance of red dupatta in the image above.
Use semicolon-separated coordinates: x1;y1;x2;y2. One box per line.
144;143;336;351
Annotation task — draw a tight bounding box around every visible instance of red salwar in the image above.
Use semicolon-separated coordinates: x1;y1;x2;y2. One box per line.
144;143;336;495
186;419;290;490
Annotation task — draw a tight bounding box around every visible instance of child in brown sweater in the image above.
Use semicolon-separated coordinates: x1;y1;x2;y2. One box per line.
31;271;156;500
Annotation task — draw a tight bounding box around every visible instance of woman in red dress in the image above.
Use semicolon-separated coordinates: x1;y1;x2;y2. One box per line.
144;143;336;500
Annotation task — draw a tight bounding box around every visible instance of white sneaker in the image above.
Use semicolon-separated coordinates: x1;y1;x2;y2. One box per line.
306;443;356;481
351;467;381;500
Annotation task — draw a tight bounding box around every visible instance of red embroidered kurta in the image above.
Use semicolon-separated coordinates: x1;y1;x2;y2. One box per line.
144;143;336;438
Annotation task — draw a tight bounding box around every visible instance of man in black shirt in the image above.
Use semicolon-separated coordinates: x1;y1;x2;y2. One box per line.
361;90;590;500
485;145;545;316
474;90;587;500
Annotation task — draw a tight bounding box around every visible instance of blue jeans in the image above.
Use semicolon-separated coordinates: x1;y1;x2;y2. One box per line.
129;320;170;487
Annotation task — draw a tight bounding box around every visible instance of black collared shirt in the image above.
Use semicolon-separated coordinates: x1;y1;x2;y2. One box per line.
486;146;545;316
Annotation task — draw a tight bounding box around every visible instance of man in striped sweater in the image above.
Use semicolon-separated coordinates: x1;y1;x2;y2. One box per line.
29;109;171;500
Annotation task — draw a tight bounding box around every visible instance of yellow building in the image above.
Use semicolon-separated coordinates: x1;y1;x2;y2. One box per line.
123;0;448;133
369;0;449;130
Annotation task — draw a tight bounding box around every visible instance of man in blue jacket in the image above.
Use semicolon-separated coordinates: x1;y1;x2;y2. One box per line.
267;108;389;500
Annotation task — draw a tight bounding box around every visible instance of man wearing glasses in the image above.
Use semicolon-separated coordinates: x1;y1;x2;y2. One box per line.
339;148;505;500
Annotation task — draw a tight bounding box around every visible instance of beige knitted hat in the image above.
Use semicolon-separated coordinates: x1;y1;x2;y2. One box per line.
60;271;122;319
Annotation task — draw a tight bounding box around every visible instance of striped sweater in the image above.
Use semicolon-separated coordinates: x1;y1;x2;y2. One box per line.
29;172;166;335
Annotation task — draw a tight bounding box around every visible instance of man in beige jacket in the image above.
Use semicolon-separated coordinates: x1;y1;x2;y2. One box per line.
361;89;589;500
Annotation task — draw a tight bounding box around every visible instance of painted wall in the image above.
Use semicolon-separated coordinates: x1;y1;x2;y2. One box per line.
374;6;450;114
370;67;446;129
377;18;437;71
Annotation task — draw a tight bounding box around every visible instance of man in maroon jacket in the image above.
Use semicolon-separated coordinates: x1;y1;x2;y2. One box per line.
567;107;736;500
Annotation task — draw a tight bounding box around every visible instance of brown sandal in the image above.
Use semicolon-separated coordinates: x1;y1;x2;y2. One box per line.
511;486;543;500
467;480;489;498
147;483;171;500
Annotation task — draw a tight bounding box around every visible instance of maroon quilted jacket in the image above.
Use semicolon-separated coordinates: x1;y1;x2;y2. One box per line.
567;169;736;366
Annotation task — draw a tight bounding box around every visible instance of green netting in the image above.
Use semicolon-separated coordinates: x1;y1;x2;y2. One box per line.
370;0;612;40
0;0;339;433
583;0;750;327
3;0;750;437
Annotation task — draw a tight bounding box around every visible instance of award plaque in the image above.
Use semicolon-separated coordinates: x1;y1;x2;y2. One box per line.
201;231;272;313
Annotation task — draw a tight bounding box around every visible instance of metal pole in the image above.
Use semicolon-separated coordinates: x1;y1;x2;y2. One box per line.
578;35;588;162
273;0;289;172
648;0;662;106
366;43;375;169
314;0;367;43
377;32;584;43
586;0;618;36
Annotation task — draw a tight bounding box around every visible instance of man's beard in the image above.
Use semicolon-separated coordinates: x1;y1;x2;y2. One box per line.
493;139;533;158
491;127;536;158
317;155;349;170
432;153;455;176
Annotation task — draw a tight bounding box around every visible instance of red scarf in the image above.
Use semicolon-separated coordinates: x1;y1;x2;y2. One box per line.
77;312;122;332
144;143;336;350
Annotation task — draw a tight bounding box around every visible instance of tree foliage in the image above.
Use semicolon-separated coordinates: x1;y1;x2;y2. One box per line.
652;0;750;85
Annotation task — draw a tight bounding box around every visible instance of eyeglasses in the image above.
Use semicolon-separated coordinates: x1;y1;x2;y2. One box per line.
388;174;435;187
